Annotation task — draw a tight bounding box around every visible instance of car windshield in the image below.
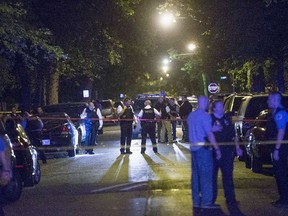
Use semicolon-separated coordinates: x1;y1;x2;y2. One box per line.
133;98;159;111
232;97;245;113
100;101;112;109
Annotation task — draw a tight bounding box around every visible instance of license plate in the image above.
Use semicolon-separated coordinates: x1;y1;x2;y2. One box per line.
42;139;51;145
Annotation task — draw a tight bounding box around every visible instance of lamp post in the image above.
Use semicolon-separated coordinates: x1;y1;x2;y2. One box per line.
158;12;210;96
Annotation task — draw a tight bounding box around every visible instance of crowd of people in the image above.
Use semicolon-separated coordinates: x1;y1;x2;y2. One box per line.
115;95;193;155
1;92;288;213
117;92;288;211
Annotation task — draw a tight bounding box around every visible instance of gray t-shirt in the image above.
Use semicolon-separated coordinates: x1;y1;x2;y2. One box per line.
187;109;212;151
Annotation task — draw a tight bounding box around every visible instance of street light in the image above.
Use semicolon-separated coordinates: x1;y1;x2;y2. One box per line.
187;43;196;51
158;12;176;28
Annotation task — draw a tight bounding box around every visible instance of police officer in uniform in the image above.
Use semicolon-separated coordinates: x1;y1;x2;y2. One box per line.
138;100;161;154
117;97;137;154
81;102;103;154
267;92;288;208
210;100;242;207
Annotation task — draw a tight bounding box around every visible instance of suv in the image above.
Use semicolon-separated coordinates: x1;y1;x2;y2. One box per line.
245;94;288;173
234;93;288;168
234;94;272;141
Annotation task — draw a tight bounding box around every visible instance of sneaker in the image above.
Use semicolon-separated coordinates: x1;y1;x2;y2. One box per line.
201;204;220;209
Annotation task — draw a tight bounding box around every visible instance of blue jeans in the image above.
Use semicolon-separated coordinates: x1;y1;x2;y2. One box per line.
191;147;213;206
171;120;177;140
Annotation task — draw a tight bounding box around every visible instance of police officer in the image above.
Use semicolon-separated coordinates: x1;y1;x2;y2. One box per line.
267;91;288;208
81;102;103;154
138;100;161;154
210;100;243;207
25;113;47;164
117;97;137;154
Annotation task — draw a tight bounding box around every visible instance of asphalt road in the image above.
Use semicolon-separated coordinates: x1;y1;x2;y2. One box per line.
2;125;288;216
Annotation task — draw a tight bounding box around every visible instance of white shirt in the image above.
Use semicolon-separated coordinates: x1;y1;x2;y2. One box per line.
138;105;161;118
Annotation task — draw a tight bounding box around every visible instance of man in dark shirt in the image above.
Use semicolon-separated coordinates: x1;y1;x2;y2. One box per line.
179;96;192;143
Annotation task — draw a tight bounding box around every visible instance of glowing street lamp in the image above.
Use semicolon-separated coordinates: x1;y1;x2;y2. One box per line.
159;12;176;27
162;65;169;73
187;43;197;51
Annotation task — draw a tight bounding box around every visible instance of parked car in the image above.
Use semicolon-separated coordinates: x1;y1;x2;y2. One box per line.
235;93;288;164
235;93;288;141
4;118;41;188
244;109;272;173
0;120;23;202
40;112;79;157
43;102;87;144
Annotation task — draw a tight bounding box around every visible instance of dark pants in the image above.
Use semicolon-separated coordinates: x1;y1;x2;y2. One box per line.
157;121;162;140
171;120;177;141
213;146;236;204
273;145;288;201
120;122;133;152
181;119;189;142
85;122;98;153
141;122;157;151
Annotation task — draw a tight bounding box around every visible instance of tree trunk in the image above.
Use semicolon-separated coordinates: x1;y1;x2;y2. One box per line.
15;54;31;112
48;68;59;104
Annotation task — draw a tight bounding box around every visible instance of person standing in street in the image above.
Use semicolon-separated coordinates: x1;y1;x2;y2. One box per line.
210;100;243;207
138;100;161;154
179;96;192;143
80;102;103;154
154;97;165;141
168;98;179;142
187;96;221;209
24;112;47;164
117;97;137;154
266;91;288;208
155;97;172;144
